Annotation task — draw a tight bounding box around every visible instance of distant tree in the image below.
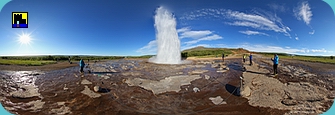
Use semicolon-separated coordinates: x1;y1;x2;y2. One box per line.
331;56;334;59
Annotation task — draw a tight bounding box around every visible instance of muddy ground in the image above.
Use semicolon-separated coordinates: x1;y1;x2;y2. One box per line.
0;56;334;115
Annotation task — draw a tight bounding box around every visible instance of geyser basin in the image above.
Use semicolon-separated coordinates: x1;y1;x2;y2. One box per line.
148;6;182;64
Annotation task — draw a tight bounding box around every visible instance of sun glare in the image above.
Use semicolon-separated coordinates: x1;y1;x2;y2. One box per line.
19;34;31;44
16;31;34;46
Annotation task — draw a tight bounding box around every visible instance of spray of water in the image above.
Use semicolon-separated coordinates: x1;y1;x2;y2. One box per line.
148;6;183;64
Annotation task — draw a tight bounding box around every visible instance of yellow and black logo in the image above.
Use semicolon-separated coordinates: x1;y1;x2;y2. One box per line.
12;12;28;28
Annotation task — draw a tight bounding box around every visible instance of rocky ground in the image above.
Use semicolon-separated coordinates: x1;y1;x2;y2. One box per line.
0;56;334;115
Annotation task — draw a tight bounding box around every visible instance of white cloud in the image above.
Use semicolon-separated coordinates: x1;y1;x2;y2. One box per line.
233;44;333;56
177;27;223;45
177;27;190;33
180;8;292;37
294;1;313;25
311;49;327;53
179;30;213;39
136;40;157;55
226;10;291;37
268;3;287;12
184;34;222;45
227;21;261;28
309;30;315;35
295;37;299;40
243;45;306;53
239;30;269;36
286;27;291;31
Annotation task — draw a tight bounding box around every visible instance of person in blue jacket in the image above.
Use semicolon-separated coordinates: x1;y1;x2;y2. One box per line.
271;54;279;75
79;59;85;73
249;53;253;66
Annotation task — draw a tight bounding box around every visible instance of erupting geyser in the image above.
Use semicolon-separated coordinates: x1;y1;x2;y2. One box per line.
149;6;182;64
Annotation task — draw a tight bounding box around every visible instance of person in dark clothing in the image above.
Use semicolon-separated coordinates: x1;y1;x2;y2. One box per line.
68;56;71;64
249;53;253;66
222;53;225;62
79;59;85;73
271;54;279;75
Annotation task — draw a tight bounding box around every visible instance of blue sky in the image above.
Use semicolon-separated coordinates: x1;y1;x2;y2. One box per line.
0;0;335;56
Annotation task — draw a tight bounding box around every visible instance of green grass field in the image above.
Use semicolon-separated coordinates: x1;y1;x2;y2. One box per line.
0;59;57;66
262;54;335;64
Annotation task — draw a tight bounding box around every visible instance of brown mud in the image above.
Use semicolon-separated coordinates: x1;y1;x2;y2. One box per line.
0;57;333;115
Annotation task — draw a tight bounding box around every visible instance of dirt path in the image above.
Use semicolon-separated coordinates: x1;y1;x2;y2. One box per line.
241;59;333;114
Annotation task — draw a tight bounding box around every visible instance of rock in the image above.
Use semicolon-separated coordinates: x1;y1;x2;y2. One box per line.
217;67;227;72
50;106;72;114
189;70;208;74
211;63;220;68
63;84;68;90
93;86;100;92
11;85;40;99
81;86;101;98
194;65;206;68
100;75;110;79
27;100;45;111
193;87;200;93
176;72;183;75
125;75;201;94
204;75;210;80
57;102;65;106
209;96;226;105
241;86;251;97
281;99;297;106
81;79;92;85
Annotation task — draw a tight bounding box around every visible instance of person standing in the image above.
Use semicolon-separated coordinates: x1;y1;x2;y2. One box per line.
249;53;253;66
243;54;246;63
222;53;225;62
79;59;86;73
68;56;71;64
271;54;279;75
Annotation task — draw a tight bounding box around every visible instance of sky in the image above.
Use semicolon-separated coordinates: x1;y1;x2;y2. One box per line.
0;0;335;56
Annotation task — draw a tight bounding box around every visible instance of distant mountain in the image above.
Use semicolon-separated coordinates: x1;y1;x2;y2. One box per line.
182;46;250;54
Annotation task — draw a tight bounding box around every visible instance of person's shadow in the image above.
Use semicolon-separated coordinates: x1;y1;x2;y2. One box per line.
245;70;267;75
225;84;241;96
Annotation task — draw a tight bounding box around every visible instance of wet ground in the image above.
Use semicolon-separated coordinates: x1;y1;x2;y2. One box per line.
0;57;333;115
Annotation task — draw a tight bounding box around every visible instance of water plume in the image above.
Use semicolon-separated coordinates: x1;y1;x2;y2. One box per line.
149;6;182;64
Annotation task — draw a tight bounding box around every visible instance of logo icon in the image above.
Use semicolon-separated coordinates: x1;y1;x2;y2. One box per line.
12;12;28;28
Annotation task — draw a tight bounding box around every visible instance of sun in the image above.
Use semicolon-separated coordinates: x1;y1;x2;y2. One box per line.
16;31;34;46
19;33;31;44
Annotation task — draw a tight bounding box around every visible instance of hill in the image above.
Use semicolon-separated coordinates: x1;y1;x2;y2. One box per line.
181;46;250;58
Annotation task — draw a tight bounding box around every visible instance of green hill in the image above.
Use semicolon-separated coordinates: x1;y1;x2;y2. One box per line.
181;46;249;58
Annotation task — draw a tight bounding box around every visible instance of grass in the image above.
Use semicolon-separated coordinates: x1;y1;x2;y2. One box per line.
192;55;218;58
0;59;57;66
262;54;335;64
